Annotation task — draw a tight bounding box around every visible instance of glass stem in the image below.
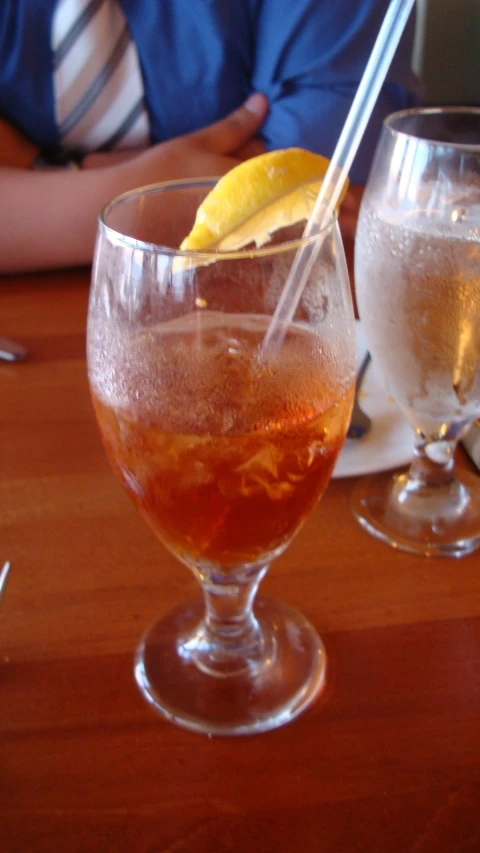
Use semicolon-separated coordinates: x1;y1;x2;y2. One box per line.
392;433;469;522
188;565;272;677
408;434;456;488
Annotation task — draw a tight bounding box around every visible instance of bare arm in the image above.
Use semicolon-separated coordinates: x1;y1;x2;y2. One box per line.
0;165;129;272
0;94;268;274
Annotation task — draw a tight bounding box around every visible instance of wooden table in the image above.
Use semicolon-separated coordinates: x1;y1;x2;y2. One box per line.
1;269;480;853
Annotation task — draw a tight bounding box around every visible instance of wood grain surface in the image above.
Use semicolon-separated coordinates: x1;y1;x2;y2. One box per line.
1;270;480;853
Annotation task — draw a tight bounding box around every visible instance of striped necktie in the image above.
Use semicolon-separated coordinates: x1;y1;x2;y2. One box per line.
52;0;150;153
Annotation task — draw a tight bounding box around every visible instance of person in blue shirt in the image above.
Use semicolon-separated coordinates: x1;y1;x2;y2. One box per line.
0;0;419;273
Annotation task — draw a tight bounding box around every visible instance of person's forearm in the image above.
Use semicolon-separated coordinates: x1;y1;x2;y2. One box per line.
0;163;141;274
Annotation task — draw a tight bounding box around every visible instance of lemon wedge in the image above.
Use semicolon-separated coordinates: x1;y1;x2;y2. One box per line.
180;147;348;253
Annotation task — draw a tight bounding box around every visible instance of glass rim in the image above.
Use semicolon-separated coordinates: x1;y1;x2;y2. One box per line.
383;106;480;151
98;176;336;259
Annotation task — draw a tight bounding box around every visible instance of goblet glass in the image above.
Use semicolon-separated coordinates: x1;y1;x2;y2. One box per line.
87;179;356;734
354;107;480;557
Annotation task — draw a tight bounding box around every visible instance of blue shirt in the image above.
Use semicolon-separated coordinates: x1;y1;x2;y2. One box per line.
0;0;419;183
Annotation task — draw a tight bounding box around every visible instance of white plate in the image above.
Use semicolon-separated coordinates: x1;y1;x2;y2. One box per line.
333;323;414;479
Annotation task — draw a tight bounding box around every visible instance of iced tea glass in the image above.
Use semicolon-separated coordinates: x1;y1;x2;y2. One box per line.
354;107;480;557
87;179;356;735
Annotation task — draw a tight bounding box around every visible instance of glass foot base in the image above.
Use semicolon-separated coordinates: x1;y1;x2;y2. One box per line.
352;468;480;558
134;597;326;736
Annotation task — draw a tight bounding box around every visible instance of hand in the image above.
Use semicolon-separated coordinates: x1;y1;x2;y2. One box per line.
114;93;269;186
82;95;268;173
81;149;138;169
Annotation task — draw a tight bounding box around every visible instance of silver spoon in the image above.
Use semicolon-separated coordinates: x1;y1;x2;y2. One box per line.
347;351;372;439
0;561;11;603
0;337;28;362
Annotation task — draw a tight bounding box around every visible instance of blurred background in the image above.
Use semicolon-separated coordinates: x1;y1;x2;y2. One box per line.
413;0;479;106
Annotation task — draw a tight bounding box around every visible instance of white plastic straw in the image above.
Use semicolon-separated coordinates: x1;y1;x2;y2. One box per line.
262;0;416;353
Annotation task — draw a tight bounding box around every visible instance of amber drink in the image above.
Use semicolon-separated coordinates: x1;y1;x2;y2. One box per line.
92;313;353;573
